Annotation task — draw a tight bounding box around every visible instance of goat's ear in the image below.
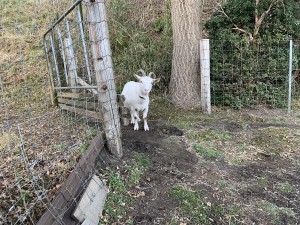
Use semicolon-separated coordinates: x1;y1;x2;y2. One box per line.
152;78;160;85
134;74;142;81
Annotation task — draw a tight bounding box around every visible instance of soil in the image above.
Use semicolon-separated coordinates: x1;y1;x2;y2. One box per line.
102;119;300;225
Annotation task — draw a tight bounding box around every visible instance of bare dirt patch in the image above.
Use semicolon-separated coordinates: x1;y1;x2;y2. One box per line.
102;117;300;224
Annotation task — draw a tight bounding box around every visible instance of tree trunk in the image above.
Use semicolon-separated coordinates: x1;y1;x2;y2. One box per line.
168;0;203;108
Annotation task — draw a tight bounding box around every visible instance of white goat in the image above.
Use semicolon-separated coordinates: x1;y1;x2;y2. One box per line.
121;69;160;131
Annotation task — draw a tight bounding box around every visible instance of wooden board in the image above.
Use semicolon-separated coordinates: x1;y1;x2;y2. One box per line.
82;218;97;225
37;135;105;225
57;97;99;111
72;175;107;224
56;92;93;99
59;104;102;120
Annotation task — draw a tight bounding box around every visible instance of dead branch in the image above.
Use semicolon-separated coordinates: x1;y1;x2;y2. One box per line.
254;0;280;39
217;3;253;40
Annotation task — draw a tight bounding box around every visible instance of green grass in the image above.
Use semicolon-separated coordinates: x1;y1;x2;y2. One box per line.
187;130;232;142
258;202;295;222
193;144;223;159
252;127;300;155
257;177;268;186
100;170;131;224
126;152;151;186
78;143;89;154
169;184;224;224
275;182;294;193
101;152;150;224
217;180;229;188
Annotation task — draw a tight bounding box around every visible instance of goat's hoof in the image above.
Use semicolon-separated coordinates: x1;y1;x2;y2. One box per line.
134;124;139;130
144;125;149;131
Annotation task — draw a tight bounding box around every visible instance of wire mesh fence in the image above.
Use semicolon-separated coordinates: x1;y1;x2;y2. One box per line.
2;0;300;223
210;39;300;110
44;0;122;157
1;0;118;224
0;110;104;224
1;0;173;223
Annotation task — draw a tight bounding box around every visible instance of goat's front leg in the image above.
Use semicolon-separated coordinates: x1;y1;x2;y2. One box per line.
130;109;139;130
130;108;141;124
130;110;135;124
143;107;149;131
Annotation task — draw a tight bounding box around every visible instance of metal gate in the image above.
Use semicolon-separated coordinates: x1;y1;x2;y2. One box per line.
43;0;122;157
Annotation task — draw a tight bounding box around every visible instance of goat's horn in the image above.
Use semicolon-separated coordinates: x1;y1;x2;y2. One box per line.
148;72;156;78
137;69;146;77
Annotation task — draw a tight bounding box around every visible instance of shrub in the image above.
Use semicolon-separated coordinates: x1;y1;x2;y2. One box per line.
107;0;173;92
205;0;300;108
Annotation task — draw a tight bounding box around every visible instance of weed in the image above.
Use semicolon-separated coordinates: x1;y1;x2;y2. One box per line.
226;204;243;225
54;144;65;150
78;143;89;154
257;177;268;186
252;127;300;156
163;136;181;144
86;129;98;138
103;152;150;223
292;160;300;168
275;182;294;193
217;180;229;188
102;170;131;223
258;202;295;221
241;123;251;131
227;156;245;165
193;144;223;159
187;129;232;142
170;184;224;225
126;152;150;186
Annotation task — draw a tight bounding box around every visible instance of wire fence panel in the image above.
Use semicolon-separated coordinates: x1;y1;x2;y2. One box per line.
292;40;300;106
1;0;114;224
0;111;103;224
44;0;122;157
44;1;95;91
210;39;300;110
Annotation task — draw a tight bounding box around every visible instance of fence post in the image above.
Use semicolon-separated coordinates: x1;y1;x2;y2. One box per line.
43;37;57;106
200;39;211;114
288;39;293;114
85;0;123;157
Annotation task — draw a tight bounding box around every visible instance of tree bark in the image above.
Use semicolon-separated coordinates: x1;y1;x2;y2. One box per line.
168;0;203;108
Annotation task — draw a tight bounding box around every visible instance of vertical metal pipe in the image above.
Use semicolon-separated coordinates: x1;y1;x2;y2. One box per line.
55;28;69;85
77;7;92;83
65;19;78;81
44;36;57;105
49;32;62;87
288;39;293;114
